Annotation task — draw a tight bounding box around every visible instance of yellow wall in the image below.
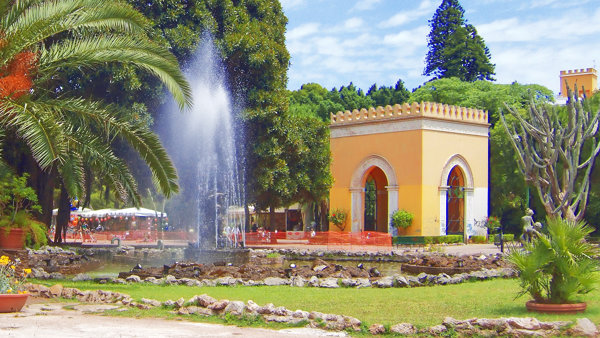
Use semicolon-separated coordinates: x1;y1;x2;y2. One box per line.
560;68;598;97
330;129;423;233
421;129;488;235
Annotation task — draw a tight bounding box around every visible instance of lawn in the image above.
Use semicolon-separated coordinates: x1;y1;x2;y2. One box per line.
35;278;600;328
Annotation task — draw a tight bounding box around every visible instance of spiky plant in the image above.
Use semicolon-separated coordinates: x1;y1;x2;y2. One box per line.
0;0;192;204
507;217;600;304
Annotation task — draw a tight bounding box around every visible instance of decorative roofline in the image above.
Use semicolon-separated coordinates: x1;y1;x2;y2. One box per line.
560;68;597;76
330;102;488;126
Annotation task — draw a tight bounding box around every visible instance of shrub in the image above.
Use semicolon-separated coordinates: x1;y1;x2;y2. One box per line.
507;218;600;304
489;233;514;243
469;235;487;243
391;209;414;229
329;208;348;231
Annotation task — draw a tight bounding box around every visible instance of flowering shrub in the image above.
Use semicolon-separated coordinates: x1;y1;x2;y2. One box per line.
0;255;31;294
329;208;348;231
486;216;501;231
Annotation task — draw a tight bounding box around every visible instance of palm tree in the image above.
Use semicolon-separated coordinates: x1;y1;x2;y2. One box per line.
0;0;192;241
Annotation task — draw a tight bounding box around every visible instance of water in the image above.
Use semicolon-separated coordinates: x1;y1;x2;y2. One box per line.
158;33;245;249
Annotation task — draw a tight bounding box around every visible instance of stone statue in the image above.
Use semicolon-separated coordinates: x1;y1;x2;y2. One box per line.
521;208;542;243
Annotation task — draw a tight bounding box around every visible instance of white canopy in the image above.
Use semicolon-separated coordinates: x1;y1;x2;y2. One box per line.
53;207;166;218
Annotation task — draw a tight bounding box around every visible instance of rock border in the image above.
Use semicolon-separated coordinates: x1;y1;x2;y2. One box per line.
25;283;598;337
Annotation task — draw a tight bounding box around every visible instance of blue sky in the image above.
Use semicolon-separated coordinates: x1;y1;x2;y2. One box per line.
281;0;600;96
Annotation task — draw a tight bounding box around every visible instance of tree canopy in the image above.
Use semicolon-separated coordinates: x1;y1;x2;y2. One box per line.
424;0;495;82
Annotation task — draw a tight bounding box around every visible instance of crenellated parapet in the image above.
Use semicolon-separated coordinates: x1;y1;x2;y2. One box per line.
330;102;488;126
560;68;597;76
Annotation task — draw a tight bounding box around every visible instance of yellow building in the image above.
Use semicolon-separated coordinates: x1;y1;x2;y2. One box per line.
559;68;598;97
329;102;489;238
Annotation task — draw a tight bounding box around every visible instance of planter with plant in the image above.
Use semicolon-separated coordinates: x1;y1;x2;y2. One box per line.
329;208;348;231
507;217;600;314
391;209;414;233
0;255;32;312
0;174;47;249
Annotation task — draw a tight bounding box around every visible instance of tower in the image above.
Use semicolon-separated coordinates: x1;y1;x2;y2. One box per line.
559;68;598;97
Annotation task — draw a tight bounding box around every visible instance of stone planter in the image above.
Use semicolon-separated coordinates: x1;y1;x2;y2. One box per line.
0;293;29;313
0;228;25;250
526;300;587;314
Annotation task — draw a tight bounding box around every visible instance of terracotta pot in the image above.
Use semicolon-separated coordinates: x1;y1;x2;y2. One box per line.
526;300;587;314
0;293;29;313
0;228;25;250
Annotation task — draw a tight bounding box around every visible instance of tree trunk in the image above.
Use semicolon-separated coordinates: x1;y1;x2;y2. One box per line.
269;205;275;231
320;200;329;232
55;186;71;244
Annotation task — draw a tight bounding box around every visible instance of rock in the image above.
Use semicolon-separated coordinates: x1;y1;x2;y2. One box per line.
264;277;288;286
216;277;239;286
208;300;229;312
140;298;161;307
417;272;428;283
175;297;185;308
395;276;410;287
474;318;506;330
290;276;305;287
318;278;339;288
48;284;63;297
313;265;328;272
506;317;541;330
49;272;65;279
164;275;177;284
308;276;319;287
291;310;309;319
373;276;393;288
390;323;416;335
224;301;245;316
125;275;141;283
570;318;599;336
72;273;92;282
429;324;447;335
369;323;386;335
257;303;276;315
163;299;176;307
246;300;260;313
195;294;217;307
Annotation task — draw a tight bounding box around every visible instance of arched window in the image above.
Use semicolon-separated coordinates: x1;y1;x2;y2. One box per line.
446;166;465;234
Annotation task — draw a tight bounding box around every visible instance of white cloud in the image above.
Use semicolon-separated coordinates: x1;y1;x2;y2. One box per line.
280;0;307;10
344;17;365;31
287;23;320;40
350;0;383;12
379;0;436;28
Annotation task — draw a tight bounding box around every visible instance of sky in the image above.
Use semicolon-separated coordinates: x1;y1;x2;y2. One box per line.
280;0;600;96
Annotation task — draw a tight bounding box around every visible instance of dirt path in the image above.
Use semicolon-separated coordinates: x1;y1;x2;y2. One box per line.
0;300;346;337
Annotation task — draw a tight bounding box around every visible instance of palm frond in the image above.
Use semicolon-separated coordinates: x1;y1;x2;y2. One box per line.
37;36;191;109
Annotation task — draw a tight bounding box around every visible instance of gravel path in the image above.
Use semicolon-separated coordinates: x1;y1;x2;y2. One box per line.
0;300;346;337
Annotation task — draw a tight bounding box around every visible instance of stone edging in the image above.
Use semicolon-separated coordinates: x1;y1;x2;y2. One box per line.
33;267;517;289
25;283;598;336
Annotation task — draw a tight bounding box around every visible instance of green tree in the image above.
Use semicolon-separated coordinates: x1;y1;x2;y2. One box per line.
289;83;344;121
0;0;191;241
424;0;494;81
366;79;410;107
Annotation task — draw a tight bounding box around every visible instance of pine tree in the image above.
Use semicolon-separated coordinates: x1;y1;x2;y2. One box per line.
424;0;495;81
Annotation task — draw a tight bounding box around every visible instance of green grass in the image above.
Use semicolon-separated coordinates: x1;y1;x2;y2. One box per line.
33;278;600;328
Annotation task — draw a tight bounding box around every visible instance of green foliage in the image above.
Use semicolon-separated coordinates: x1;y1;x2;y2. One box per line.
489;233;514;243
507;218;600;303
329;208;348;231
289;80;410;122
469;235;487;244
424;0;494;81
391;209;414;229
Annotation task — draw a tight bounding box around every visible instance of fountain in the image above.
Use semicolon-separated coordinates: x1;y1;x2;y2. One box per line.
157;33;247;262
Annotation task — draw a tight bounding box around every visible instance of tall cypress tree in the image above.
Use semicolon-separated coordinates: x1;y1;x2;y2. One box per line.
424;0;495;81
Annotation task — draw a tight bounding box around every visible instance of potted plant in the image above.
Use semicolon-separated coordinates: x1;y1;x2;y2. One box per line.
329;208;348;231
0;173;48;249
0;255;32;312
391;209;414;233
507;217;600;314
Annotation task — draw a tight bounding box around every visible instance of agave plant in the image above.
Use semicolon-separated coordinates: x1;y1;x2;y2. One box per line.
507;217;600;304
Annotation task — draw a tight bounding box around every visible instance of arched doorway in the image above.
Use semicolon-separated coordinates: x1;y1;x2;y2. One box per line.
446;166;465;234
363;167;388;232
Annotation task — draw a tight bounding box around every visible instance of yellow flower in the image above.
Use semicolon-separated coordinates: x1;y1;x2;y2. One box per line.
6;288;12;293
23;268;31;275
10;265;15;270
0;256;9;265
